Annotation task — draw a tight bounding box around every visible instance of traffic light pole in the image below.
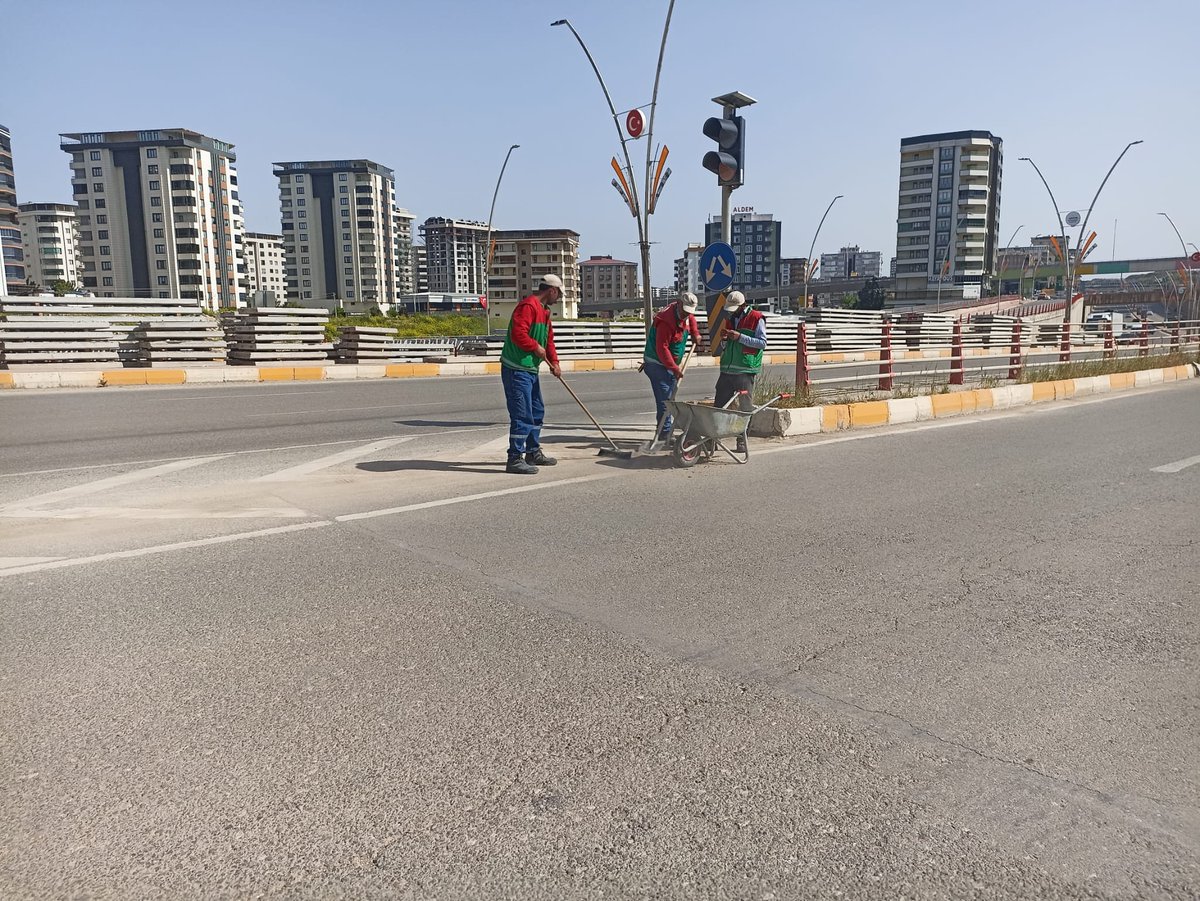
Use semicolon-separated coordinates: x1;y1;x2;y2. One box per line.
721;185;731;244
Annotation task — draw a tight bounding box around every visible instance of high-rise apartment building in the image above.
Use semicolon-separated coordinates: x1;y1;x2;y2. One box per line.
1;123;24;295
487;227;581;327
819;245;881;280
59;129;245;308
704;210;782;295
243;232;285;305
412;243;429;293
779;256;808;287
579;254;637;305
893;130;1002;305
393;207;415;295
420;217;488;295
18;203;80;289
674;243;703;295
274;159;397;310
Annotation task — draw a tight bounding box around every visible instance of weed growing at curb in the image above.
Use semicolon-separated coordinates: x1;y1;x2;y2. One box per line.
1018;351;1199;383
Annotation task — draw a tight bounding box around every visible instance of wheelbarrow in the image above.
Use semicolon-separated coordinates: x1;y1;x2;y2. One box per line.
664;392;786;467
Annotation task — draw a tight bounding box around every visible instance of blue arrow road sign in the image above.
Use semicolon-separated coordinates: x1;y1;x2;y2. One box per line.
700;242;736;292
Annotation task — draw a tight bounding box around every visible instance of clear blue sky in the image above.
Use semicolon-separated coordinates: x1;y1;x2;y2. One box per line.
4;0;1198;282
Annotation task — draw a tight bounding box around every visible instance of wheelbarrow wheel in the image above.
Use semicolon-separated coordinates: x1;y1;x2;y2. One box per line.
672;432;704;468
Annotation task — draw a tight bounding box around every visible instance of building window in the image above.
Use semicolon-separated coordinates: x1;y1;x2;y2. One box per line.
340;198;349;205
339;186;348;194
940;147;954;160
90;151;101;161
151;212;162;222
939;161;953;174
101;261;112;270
99;245;110;255
345;278;354;286
301;268;310;275
297;210;306;218
344;256;352;263
342;234;351;241
154;244;165;254
150;196;161;206
338;173;347;181
146;148;157;158
157;260;167;270
148;164;159;175
98;229;109;240
158;276;168;285
149;180;160;190
302;279;312;287
93;183;104;192
345;267;353;275
343;244;352;252
296;198;305;206
91;167;102;177
102;277;113;286
153;228;164;238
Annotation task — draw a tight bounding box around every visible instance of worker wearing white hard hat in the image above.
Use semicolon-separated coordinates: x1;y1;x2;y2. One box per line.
642;292;706;440
714;291;768;453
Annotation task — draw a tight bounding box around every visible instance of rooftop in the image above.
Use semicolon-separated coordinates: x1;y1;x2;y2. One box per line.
900;130;1001;147
273;159;394;179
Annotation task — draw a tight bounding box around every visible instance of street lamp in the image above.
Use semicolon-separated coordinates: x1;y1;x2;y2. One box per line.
553;4;676;329
1022;140;1142;324
995;224;1024;300
802;194;842;312
483;143;519;330
935;212;972;313
1158;211;1192;321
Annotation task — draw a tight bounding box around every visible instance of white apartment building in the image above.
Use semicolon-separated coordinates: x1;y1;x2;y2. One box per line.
420;217;488;295
18;202;80;289
274;159;398;312
487;227;581;327
674;242;703;295
412;242;428;293
393;207;415;295
60;129;246;308
1;123;22;295
243;231;285;306
893;130;1002;305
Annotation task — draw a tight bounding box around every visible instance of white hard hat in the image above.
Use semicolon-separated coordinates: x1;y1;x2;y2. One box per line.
724;290;746;312
678;292;699;314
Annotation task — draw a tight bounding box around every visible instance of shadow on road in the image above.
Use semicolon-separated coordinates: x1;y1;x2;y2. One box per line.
394;419;501;428
357;460;504;475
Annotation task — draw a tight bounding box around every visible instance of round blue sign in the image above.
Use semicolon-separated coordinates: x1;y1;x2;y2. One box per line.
700;242;736;292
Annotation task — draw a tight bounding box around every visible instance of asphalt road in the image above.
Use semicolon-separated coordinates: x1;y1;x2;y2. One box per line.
1;371;1197;899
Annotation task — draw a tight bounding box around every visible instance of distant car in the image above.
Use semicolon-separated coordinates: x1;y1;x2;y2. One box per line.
454;337;493;356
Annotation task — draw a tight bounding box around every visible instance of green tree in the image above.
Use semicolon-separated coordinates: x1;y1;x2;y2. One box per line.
856;277;887;310
840;292;859;308
49;279;76;296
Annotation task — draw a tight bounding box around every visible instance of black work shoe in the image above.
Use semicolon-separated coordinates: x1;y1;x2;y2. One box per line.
525;449;557;466
735;438;748;454
506;458;538;475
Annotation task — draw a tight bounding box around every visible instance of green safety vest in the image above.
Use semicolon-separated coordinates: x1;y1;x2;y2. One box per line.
720;312;764;374
501;304;550;373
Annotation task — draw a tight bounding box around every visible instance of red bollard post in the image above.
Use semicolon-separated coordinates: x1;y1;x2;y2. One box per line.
795;321;812;389
1104;321;1115;359
1008;320;1023;380
1139;320;1149;357
877;319;893;390
1058;321;1071;363
949;321;964;386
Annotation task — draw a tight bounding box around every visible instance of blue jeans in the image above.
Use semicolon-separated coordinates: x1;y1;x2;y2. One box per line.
501;366;544;460
643;359;678;436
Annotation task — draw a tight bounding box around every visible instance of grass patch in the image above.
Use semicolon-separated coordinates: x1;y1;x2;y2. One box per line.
1019;351;1198;382
323;312;487;342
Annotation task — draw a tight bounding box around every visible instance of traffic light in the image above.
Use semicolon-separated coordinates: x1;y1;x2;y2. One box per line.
702;114;745;188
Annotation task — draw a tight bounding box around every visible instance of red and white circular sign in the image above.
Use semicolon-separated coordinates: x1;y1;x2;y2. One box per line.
1191;251;1200;263
625;108;645;139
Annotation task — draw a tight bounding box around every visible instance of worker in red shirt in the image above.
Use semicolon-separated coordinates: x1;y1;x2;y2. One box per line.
499;274;564;474
642;292;705;440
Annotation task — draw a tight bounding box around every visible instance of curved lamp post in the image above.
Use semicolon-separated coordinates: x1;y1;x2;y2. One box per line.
1158;211;1192;321
802;194;842;312
483;144;519;327
994;223;1024;300
1021;140;1142;323
553;5;676;329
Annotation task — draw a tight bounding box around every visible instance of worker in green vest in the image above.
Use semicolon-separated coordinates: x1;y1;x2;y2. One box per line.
715;291;767;453
499;275;563;474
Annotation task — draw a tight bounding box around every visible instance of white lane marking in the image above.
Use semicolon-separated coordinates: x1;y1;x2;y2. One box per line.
176;390;332;400
0;428;499;479
0;506;308;521
0;556;63;569
1152;454;1200;474
0;521;334;577
0;475;614;577
1;456;230;510
254;437;417;482
336;474;614;523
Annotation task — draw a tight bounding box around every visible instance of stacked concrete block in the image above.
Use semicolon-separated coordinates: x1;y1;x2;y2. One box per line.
332;326;402;363
131;318;228;365
223;307;332;364
0;315;120;366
